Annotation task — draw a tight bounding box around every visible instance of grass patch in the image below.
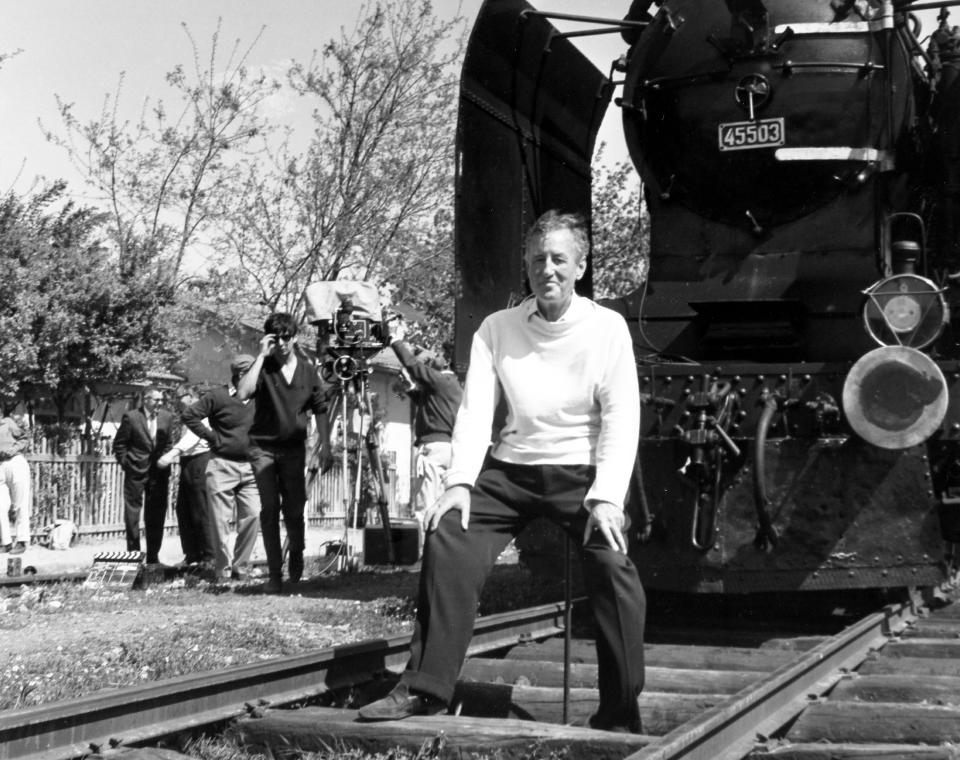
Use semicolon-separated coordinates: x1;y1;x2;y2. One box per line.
0;563;562;713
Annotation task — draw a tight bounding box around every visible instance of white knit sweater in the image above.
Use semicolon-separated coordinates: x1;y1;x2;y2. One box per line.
445;294;640;509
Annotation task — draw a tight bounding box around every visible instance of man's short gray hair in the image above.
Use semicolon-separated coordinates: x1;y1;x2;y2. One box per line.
524;210;589;262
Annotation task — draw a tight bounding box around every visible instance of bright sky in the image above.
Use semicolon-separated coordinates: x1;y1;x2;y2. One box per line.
0;1;945;198
0;0;634;199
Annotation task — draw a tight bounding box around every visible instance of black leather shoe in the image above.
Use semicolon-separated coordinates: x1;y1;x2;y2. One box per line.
263;576;283;594
588;713;643;734
357;683;445;722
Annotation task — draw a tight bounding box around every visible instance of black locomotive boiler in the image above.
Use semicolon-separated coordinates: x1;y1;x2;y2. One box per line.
454;0;960;592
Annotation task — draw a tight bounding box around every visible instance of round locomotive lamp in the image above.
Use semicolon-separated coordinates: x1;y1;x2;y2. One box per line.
842;346;948;450
862;274;948;349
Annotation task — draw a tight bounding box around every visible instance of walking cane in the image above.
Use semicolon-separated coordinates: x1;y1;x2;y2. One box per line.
563;534;572;724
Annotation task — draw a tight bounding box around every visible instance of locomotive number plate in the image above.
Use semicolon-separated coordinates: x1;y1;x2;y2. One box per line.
718;118;785;152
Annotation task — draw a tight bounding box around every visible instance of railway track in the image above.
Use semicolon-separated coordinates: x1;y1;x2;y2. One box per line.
3;585;959;760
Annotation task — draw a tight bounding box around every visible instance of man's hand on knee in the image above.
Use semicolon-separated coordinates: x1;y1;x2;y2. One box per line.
583;501;628;554
426;485;471;533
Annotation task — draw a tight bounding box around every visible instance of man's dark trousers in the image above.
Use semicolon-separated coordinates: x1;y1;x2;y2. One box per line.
399;458;646;729
249;444;306;580
175;451;213;563
123;468;170;562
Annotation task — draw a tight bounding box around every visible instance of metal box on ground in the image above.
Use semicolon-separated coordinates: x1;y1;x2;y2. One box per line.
363;520;420;565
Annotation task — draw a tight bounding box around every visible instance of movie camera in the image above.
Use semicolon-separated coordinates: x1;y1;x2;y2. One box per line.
304;281;389;385
304;281;394;555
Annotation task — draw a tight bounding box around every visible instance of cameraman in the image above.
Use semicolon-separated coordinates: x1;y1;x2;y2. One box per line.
389;321;463;538
236;313;328;594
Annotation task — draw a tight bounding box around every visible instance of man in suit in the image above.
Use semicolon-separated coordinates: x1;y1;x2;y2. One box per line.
112;387;174;562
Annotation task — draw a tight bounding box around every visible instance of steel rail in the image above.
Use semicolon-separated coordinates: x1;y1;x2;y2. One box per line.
623;601;914;760
0;601;567;760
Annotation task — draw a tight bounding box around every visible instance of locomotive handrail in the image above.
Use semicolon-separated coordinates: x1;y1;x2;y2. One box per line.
775;60;885;75
519;10;649;30
640;70;732;90
899;1;960;12
552;27;640;40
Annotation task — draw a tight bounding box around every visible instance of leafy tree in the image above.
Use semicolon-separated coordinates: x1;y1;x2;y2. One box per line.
0;184;190;419
42;20;279;283
591;148;649;300
383;206;456;351
212;0;466;316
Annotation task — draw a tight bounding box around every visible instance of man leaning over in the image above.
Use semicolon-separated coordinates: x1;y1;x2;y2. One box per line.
183;355;260;582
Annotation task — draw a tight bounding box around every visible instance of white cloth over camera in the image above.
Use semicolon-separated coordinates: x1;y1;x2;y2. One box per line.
303;281;382;322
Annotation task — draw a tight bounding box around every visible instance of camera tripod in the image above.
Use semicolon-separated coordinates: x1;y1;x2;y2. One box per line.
309;357;393;563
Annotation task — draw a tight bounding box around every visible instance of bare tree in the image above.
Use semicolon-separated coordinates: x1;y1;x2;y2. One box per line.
42;20;279;283
213;0;466;315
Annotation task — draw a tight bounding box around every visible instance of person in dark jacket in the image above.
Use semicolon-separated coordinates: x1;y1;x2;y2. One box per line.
182;357;261;581
236;314;328;593
389;320;462;540
112;387;174;562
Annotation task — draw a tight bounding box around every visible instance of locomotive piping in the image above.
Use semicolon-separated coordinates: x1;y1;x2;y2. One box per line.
753;391;781;551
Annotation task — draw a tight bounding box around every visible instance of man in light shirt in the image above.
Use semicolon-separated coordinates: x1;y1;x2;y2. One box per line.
0;407;32;555
359;210;646;733
158;385;214;568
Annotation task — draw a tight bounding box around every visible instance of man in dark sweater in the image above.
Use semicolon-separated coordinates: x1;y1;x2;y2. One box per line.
182;355;261;582
390;320;462;540
236;313;328;593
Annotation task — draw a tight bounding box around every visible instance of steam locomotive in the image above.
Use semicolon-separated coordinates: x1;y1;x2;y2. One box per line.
454;0;960;592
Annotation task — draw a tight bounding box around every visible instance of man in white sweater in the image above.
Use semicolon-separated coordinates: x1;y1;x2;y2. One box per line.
359;210;646;732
